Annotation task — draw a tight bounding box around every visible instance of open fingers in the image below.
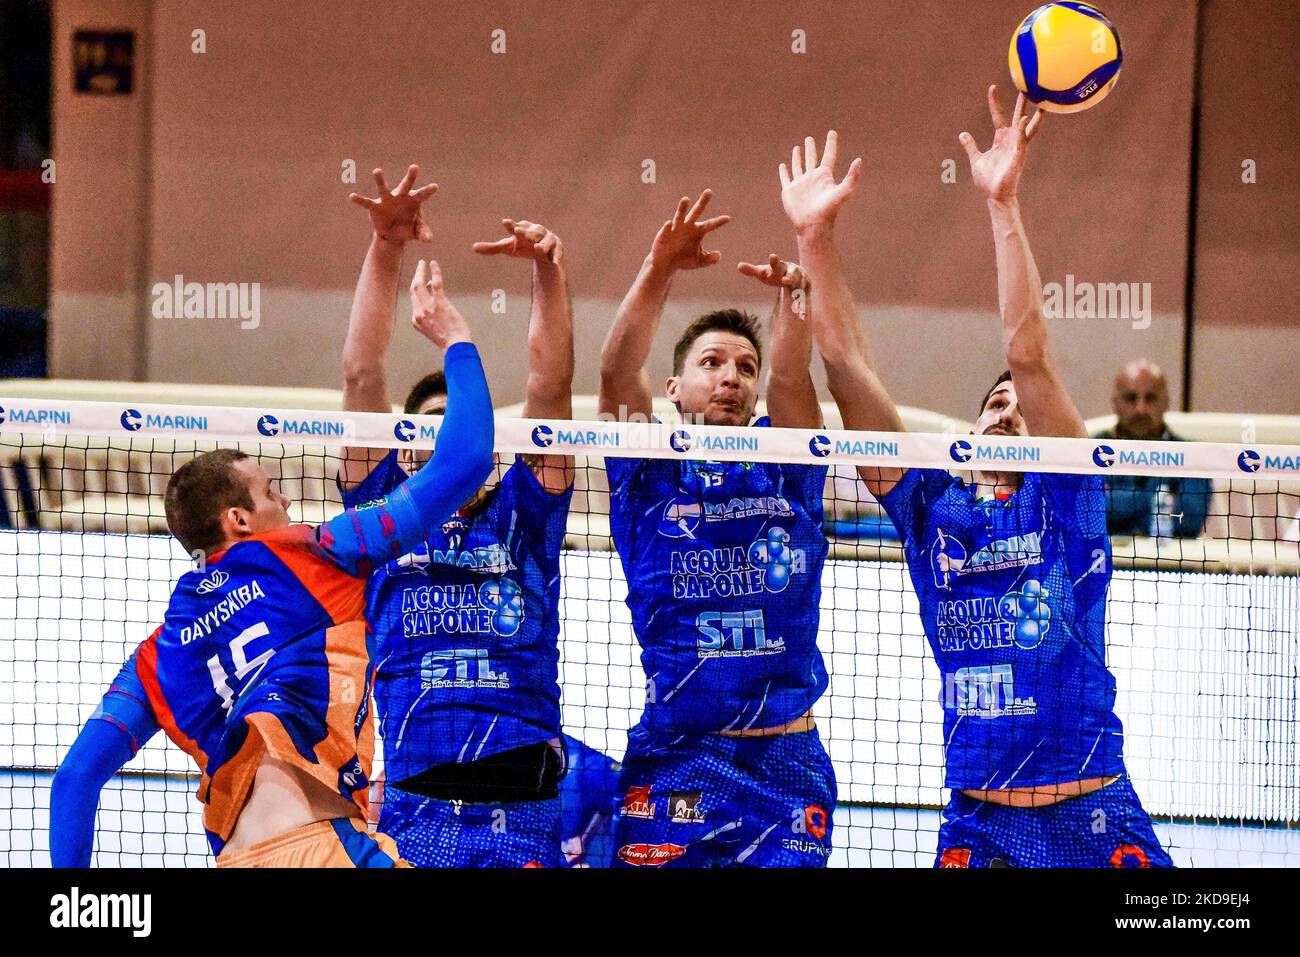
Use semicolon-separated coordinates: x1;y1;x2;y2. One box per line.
671;196;690;228
685;188;713;223
778;162;791;189
1012;92;1026;127
821;130;839;172
803;136;819;173
695;214;731;235
1025;108;1044;141
791;144;804;179
472;237;516;255
838;156;864;194
395;164;419;196
373;168;392;197
349;193;379;210
411;183;439;202
987;84;1009;129
958;131;981;162
411;258;429;291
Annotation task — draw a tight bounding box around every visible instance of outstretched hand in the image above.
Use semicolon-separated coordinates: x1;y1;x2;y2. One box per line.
647;190;731;272
409;259;471;350
737;254;809;292
780;131;863;233
959;85;1044;204
472;219;563;264
349;165;438;243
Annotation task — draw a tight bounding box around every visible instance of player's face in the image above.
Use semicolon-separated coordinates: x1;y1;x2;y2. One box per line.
1112;369;1168;439
399;392;501;511
974;382;1027;438
667;331;760;427
232;459;292;533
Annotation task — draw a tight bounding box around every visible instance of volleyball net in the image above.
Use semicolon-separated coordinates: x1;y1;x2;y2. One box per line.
1;396;1298;867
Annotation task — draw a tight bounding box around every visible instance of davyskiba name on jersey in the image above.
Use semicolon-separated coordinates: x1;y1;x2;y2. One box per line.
179;580;267;645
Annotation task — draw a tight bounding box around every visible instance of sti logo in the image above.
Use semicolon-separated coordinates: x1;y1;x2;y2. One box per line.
531;424;554;448
670;430;693;453
394;419;416;443
808;434;831;458
120;409;143;432
195;569;229;595
1092;444;1116;468
257;414;280;437
1238;449;1261;473
949;440;973;463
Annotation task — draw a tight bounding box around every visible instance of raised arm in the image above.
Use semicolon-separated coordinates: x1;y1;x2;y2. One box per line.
782;131;907;498
50;648;160;867
339;165;439;490
473;219;574;493
736;255;821;429
320;260;494;577
960;87;1085;439
598;190;730;421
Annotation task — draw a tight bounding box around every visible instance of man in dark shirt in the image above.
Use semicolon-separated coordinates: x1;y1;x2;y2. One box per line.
1093;359;1211;538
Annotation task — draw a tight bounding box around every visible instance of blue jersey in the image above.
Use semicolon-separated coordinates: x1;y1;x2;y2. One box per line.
559;734;622;867
343;452;571;782
879;469;1125;790
606;424;829;738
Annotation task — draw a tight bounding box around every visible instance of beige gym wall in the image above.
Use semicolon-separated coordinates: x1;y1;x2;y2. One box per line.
46;1;1296;417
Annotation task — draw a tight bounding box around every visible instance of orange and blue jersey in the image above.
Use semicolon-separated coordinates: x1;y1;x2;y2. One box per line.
133;342;494;854
136;525;377;854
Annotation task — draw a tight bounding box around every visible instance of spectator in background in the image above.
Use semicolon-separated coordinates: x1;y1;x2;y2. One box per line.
1093;360;1212;538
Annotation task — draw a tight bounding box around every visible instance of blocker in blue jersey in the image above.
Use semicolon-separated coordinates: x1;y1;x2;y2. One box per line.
338;166;576;867
794;109;1170;867
598;189;835;867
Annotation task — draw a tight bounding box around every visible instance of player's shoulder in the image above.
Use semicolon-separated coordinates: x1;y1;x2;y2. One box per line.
206;524;341;578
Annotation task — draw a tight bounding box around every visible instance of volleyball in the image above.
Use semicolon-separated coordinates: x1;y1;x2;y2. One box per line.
1009;2;1122;113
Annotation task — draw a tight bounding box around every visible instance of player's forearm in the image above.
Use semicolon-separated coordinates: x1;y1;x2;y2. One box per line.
797;226;904;433
341;236;404;411
987;198;1049;369
323;343;494;572
390;342;494;535
50;720;136;867
598;259;671;416
524;260;575;419
796;226;871;373
987;198;1086;437
765;287;821;429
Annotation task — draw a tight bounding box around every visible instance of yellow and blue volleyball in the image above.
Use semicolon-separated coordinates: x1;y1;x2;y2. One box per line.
1009;2;1122;114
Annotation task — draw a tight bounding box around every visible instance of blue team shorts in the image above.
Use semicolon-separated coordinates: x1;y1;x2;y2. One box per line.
935;773;1173;868
379;783;564;868
611;727;836;868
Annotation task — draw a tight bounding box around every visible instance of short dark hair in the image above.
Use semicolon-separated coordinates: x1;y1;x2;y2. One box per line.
671;310;763;376
404;371;447;414
164;449;255;557
978;369;1014;416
